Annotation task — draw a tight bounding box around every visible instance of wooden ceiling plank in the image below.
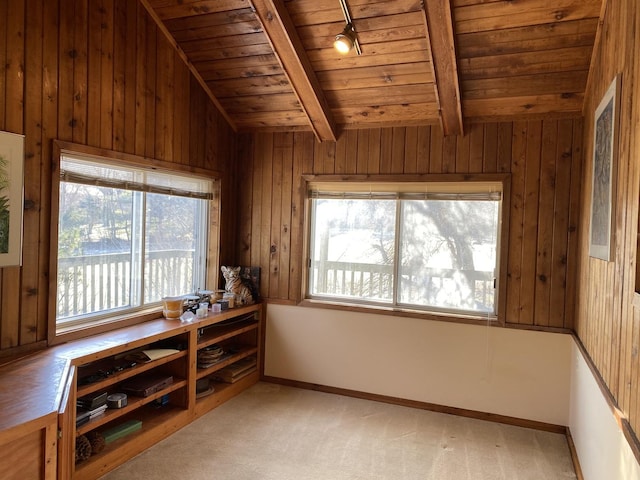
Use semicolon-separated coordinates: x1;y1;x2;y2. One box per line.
311;50;429;73
164;8;256;32
221;93;301;113
300;25;427;50
319;73;434;92
186;44;274;63
139;0;238;131
171;20;262;43
250;0;338;142
333;103;440;125
308;38;428;63
463;92;584;119
148;0;250;21
422;0;464;136
326;87;437;107
290;1;423;27
200;63;284;81
211;75;298;97
462;71;588;99
457;21;597;59
454;2;602;35
194;55;278;75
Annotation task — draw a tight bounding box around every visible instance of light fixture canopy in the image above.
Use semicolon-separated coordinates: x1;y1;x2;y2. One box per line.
334;23;356;54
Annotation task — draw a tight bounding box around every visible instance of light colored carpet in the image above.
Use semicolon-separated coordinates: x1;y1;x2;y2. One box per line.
101;382;577;480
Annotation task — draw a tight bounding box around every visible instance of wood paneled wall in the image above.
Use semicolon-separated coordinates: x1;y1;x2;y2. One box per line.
0;0;236;354
236;120;583;329
575;0;640;445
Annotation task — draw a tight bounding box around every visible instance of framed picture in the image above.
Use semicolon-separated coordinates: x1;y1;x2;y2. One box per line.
0;131;24;267
589;74;621;261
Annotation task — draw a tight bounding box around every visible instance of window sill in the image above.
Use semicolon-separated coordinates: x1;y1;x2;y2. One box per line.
51;307;164;345
297;298;501;326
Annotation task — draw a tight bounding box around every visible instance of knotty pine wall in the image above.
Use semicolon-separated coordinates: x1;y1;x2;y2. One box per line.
574;0;640;447
236;120;583;330
0;0;236;355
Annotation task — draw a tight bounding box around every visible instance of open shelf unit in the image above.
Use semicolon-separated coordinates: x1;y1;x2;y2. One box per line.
65;303;263;480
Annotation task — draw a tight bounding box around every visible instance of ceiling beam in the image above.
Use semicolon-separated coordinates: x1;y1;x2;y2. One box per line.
250;0;338;142
421;0;464;136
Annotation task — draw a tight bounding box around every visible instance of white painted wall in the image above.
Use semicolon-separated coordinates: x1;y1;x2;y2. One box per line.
264;304;571;425
569;342;640;480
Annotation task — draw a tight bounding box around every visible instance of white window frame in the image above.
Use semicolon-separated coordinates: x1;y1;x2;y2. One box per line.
301;174;510;324
48;141;221;342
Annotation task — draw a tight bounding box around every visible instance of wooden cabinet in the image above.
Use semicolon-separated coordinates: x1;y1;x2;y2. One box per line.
64;303;263;479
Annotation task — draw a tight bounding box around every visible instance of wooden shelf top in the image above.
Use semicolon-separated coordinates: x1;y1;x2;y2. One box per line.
0;303;262;441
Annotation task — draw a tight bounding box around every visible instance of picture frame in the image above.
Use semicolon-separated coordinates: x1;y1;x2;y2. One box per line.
0;131;25;267
589;74;621;261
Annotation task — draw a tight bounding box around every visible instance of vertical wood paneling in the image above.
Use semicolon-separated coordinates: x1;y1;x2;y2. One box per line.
238;121;582;329
113;0;126;152
549;120;574;328
278;133;293;300
144;16;156;158
40;0;59;340
535;120;557;327
23;0;44;345
367;128;381;174
0;0;236;355
505;121;526;324
269;135;284;298
519;121;542;325
99;0;114;150
404;127;418;174
574;0;640;446
0;0;25;349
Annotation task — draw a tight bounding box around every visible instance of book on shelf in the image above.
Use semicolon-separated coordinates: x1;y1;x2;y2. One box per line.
212;356;257;383
76;402;108;427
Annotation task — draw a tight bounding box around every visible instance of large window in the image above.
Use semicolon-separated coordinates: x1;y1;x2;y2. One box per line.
306;177;506;319
54;151;214;331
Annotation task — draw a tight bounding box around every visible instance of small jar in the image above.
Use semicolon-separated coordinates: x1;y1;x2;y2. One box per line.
223;293;235;308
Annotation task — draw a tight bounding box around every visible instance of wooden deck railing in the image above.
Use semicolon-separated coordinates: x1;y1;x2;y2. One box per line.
311;260;494;311
56;250;194;319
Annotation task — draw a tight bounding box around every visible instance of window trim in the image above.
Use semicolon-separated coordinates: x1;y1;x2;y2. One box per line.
300;173;511;326
48;141;222;345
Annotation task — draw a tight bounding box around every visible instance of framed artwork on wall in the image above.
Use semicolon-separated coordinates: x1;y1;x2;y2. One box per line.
589;74;621;261
0;131;24;267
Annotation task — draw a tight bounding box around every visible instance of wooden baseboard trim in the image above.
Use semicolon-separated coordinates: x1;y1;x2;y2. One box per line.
566;428;585;480
261;375;567;434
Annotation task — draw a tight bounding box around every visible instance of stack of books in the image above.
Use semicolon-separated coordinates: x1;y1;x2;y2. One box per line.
212;356;257;383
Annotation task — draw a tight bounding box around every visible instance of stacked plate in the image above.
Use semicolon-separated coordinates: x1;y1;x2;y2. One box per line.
197;344;225;369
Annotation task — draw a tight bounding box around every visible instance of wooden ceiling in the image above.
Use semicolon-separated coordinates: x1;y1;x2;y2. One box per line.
142;0;603;141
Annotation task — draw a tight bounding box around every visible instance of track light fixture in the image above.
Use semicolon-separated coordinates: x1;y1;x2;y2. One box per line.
334;23;357;54
334;0;361;55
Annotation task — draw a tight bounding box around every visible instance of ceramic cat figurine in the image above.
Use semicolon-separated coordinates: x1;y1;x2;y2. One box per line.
221;266;256;305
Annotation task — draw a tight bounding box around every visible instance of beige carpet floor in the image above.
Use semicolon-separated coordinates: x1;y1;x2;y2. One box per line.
101;382;577;480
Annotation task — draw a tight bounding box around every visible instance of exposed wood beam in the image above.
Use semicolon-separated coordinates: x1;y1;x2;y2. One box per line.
421;0;464;136
250;0;338;142
139;0;238;132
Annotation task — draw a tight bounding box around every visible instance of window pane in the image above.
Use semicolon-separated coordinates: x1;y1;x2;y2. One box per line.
144;193;201;303
57;183;134;320
399;199;499;313
309;198;396;302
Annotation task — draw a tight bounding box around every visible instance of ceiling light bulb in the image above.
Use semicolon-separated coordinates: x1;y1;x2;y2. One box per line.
334;23;355;54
